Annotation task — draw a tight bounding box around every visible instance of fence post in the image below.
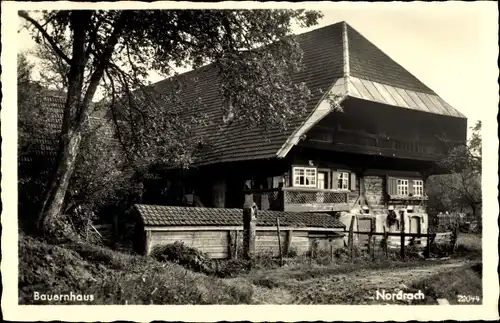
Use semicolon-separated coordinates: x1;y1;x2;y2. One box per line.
243;194;256;260
367;227;372;259
348;216;355;259
330;244;334;264
276;218;283;267
369;224;375;261
234;230;239;259
451;225;459;253
383;226;388;258
400;211;405;260
285;229;293;255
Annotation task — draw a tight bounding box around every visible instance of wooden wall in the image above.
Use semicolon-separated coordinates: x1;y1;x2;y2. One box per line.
145;228;344;259
148;230;229;258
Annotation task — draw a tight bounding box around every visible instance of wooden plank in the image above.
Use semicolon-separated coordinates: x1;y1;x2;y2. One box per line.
381;84;409;108
152;236;227;242
405;90;430;113
393;88;420;111
206;252;229;259
427;93;447;112
416;92;439;114
276;218;283;266
146;226;345;232
146;226;242;231
348;216;355;259
422;93;445;115
284;203;350;212
398;88;422;111
350;77;375;100
257;231;288;237
360;79;386;103
372;81;398;106
347;78;362;98
286;230;293;254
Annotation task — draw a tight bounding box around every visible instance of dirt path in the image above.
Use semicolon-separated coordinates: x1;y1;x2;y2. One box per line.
250;260;468;304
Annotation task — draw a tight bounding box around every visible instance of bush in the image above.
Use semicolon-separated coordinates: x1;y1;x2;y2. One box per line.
212;258;254;278
285;247;298;258
150;242;214;275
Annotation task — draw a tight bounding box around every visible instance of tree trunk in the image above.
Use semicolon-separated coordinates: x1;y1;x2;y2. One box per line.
37;129;83;235
35;11;125;237
36;11;91;236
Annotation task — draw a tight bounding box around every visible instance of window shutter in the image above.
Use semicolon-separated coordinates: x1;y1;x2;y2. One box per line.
331;171;339;189
349;173;357;191
408;179;414;196
387;177;397;196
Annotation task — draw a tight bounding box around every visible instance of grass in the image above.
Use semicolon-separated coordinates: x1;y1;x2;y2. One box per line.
19;232;482;305
411;262;482;304
19;234;253;304
453;232;482;259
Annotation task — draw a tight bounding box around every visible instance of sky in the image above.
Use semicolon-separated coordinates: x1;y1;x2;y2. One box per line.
18;3;498;135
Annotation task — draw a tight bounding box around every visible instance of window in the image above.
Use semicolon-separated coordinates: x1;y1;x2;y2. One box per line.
338;172;349;190
293;167;316;187
397;179;408;196
413;180;424;196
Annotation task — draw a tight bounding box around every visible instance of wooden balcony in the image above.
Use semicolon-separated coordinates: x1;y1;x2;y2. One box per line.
248;187;350;213
302;127;460;161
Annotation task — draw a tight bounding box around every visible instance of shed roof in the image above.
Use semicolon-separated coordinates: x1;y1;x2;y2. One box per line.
135;204;346;229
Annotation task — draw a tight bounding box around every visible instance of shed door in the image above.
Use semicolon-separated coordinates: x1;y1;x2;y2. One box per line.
357;218;373;250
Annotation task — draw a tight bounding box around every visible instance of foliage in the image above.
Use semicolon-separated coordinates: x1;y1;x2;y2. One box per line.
19;234;253;304
150;241;214;274
19;9;325;234
426;121;482;217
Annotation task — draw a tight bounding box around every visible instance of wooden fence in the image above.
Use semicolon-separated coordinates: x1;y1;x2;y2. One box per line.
344;216;458;260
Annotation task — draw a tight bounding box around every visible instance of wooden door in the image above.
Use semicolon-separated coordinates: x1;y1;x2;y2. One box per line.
409;216;422;244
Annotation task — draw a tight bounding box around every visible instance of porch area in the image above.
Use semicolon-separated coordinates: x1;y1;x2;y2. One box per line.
249;187;350;213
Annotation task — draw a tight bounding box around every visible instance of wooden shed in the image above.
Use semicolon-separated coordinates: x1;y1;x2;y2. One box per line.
132;204;346;259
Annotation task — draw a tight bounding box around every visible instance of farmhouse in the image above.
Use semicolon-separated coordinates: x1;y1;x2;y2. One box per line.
139;22;467;250
21;22;467;255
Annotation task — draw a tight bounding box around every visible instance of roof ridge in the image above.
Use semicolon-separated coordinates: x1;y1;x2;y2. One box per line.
342;21;350;95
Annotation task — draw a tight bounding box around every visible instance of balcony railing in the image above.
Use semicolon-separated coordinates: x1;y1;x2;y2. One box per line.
248;187;350;213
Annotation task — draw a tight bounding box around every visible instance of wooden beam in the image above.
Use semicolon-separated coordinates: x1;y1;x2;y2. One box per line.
284;203;350;213
144;226;346;232
285;229;293;255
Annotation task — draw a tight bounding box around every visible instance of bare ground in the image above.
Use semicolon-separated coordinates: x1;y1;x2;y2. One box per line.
247;260;471;304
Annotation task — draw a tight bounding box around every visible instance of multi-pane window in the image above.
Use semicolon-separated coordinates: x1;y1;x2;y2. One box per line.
293;167;316;187
413;180;424;196
338;172;349;190
397;179;409;196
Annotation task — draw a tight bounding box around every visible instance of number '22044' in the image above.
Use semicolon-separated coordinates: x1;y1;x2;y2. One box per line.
457;295;481;303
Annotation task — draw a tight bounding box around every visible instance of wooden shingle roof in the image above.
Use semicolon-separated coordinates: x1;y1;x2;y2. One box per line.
19;95;65;168
135;204;346;229
27;22;466;170
150;21;465;166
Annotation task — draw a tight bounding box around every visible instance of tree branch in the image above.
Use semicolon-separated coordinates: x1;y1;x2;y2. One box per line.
18;10;71;65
